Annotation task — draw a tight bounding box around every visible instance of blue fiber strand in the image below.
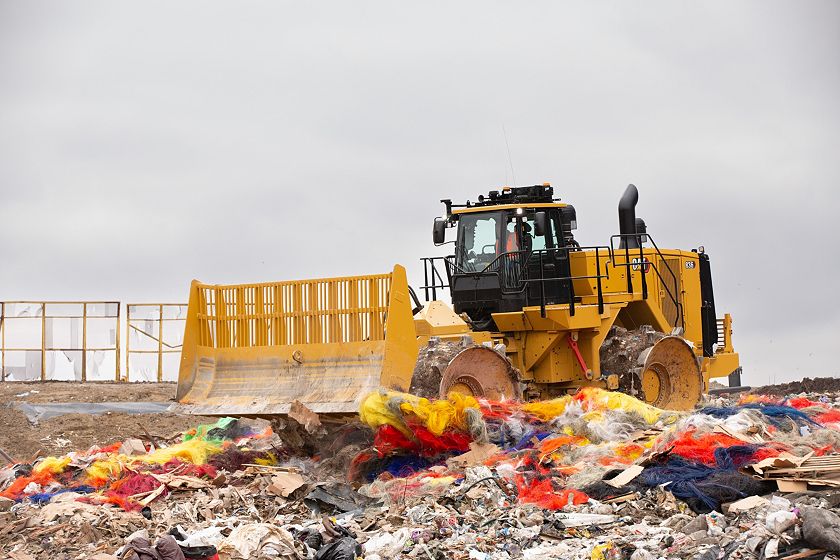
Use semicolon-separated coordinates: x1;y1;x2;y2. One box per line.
28;485;95;504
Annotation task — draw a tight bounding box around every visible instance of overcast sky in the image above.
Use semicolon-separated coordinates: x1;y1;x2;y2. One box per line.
1;1;838;386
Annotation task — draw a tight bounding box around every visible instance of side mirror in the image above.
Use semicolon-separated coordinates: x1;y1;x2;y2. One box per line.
534;211;547;236
433;219;446;245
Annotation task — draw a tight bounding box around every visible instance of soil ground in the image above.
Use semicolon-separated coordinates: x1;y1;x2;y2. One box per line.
0;382;216;461
0;381;176;403
751;376;840;396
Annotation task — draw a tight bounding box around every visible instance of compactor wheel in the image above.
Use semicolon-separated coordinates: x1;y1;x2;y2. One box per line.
439;346;522;401
639;336;702;410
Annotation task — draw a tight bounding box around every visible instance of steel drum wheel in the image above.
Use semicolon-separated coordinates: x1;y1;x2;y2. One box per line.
640;336;702;410
439;346;521;401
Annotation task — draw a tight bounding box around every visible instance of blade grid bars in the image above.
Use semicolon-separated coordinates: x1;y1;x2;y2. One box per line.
195;275;392;349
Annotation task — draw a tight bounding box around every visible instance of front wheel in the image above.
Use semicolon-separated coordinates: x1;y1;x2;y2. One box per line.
438;346;522;401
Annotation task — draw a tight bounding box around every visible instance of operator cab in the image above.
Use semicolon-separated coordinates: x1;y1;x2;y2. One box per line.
430;184;578;331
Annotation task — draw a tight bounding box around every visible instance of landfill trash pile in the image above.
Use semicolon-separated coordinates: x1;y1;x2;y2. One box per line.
3;387;840;559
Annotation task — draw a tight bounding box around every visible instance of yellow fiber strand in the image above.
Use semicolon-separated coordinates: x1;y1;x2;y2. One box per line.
582;411;605;423
139;438;221;465
359;391;413;436
522;396;572;420
523;388;665;424
85;439;221;485
33;456;71;475
399;392;480;436
583;387;663;424
254;453;278;466
359;390;482;436
86;456;129;486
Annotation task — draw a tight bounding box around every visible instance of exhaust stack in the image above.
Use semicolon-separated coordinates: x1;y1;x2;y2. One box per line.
618;184;640;249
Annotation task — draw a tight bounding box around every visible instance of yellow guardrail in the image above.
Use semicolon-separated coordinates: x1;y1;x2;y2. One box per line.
177;265;419;415
194;273;392;348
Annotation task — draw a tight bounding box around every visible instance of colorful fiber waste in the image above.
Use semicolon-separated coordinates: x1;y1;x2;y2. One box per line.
355;387;672;509
700;404;819;428
1;417;278;511
355;385;840;514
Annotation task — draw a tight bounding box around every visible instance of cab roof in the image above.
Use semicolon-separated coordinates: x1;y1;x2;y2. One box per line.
452;201;567;215
443;184;566;218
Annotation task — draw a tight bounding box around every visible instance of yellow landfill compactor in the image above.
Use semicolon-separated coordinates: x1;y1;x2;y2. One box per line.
177;184;740;415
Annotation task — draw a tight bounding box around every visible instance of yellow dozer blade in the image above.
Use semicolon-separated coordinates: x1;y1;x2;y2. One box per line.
176;265;419;415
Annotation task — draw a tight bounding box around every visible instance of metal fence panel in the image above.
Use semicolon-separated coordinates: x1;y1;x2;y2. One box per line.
0;301;120;381
126;304;187;382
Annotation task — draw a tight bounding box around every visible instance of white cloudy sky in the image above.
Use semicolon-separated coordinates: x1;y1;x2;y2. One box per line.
1;1;838;386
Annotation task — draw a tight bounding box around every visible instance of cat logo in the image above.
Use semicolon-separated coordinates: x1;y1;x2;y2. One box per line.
631;257;650;273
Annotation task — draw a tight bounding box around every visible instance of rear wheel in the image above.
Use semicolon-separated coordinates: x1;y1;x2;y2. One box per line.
639;336;702;409
600;326;702;410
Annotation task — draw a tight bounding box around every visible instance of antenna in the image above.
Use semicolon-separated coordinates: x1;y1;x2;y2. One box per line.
502;123;516;186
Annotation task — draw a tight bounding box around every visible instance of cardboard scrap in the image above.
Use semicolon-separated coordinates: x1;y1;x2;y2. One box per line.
446;442;501;468
150;473;213;490
776;479;809;492
36;499;100;523
604;465;644;488
745;452;813;475
289;400;322;433
267;472;305;497
744;452;840;490
726;495;770;513
118;438;147;456
555;513;617;528
628;428;663;443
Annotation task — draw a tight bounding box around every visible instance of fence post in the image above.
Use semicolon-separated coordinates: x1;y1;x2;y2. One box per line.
157;304;164;382
124;305;130;382
1;302;5;382
82;303;87;382
40;303;46;381
115;303;121;381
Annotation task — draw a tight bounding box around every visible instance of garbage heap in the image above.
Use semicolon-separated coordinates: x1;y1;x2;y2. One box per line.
3;388;840;559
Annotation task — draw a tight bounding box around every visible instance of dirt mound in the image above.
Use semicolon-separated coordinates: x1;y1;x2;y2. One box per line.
752;376;840;396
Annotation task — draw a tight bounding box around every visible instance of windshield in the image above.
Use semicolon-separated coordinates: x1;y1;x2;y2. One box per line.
456;212;501;271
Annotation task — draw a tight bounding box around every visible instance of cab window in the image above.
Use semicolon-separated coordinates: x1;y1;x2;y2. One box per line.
457;212;501;270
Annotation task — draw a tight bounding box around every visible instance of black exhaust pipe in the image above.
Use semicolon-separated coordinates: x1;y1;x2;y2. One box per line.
618;184;639;249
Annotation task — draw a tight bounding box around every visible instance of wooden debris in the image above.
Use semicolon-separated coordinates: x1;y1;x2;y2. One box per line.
604;465;644;488
0;446;14;464
745;453;840;490
780;549;827;560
